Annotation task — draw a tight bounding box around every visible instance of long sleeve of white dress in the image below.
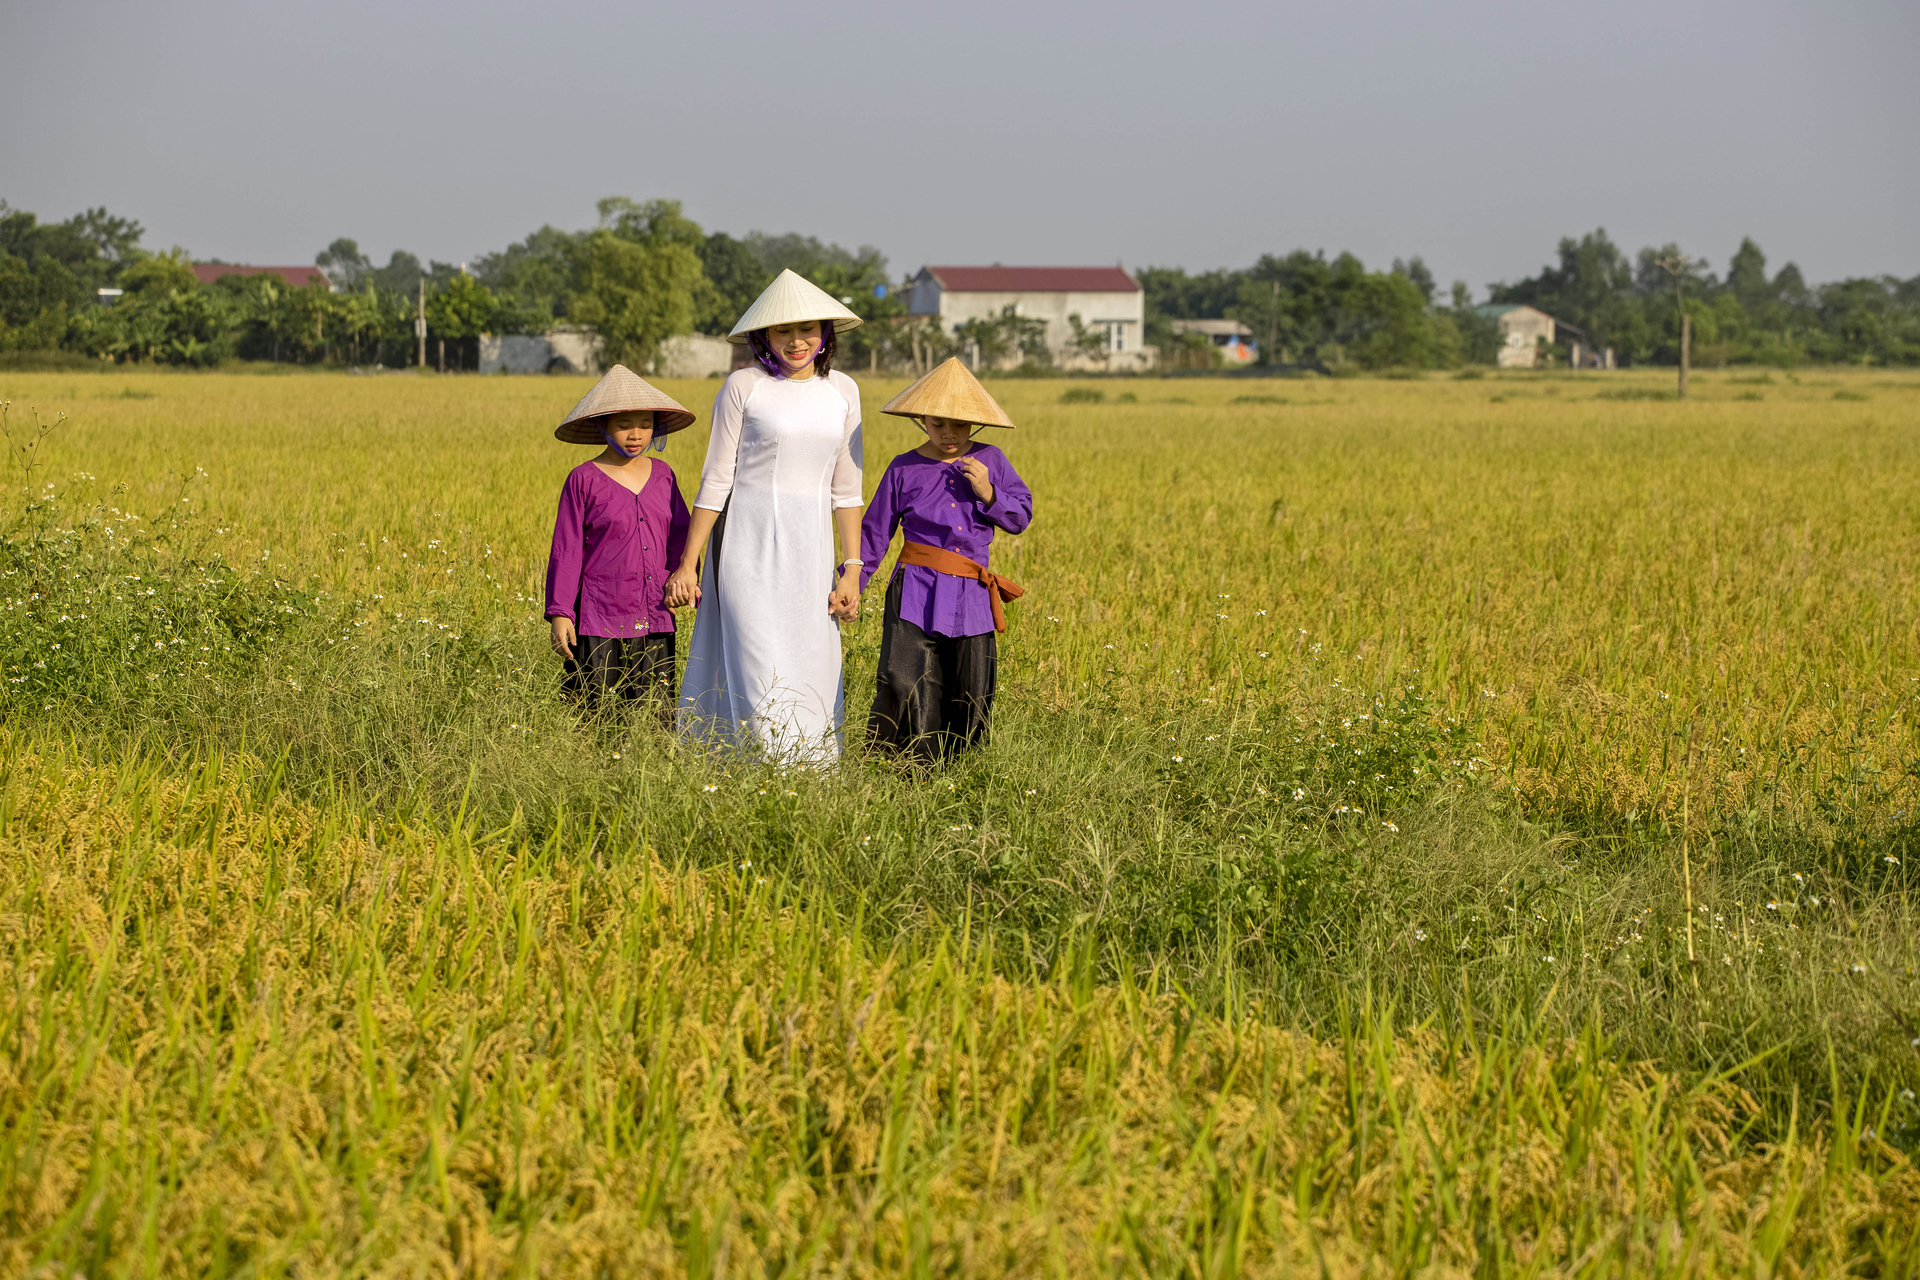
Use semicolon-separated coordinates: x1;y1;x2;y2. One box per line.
829;372;863;510
679;367;864;765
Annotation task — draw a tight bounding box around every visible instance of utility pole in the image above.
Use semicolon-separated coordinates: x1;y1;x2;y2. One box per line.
415;277;427;369
1655;253;1692;400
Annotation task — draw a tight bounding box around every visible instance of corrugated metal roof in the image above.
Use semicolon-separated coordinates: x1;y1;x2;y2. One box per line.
1170;319;1252;337
923;266;1139;293
192;264;332;289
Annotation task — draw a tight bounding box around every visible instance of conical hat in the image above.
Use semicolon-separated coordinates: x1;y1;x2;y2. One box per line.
554;364;696;443
880;358;1016;429
727;268;864;343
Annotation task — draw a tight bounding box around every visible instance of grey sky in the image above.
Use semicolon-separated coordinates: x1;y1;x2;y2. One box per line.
4;0;1915;294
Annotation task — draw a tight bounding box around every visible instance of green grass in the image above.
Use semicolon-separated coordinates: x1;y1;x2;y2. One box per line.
1;367;1917;1273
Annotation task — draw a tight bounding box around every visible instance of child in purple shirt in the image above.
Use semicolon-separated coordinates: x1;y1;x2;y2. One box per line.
859;359;1032;761
544;365;696;717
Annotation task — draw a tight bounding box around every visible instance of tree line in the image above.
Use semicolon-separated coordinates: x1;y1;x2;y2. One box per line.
4;197;1916;370
0;197;914;370
1142;230;1920;370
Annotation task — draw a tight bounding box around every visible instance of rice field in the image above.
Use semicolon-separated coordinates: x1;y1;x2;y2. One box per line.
2;365;1917;1274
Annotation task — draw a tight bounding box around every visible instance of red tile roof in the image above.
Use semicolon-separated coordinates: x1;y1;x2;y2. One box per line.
192;264;332;289
923;266;1138;293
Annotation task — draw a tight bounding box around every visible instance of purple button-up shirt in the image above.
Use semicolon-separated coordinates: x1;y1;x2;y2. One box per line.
545;461;690;637
860;443;1033;638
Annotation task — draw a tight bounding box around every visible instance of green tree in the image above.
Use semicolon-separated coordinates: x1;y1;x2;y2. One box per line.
955;305;1049;370
316;238;374;291
368;251;424;295
119;249;198;296
569;229;702;371
696;232;769;334
474;225;582;326
1066;313;1112;369
424;273;499;369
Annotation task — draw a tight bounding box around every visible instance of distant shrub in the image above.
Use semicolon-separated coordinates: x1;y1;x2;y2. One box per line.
1733;391;1765;402
1230;395;1287;405
1115;392;1138;404
1595;387;1677;401
1834;390;1870;402
1059;387;1105;404
1453;368;1486;380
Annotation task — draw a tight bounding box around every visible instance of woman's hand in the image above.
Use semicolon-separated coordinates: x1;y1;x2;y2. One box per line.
828;567;861;622
549;615;577;660
956;455;994;504
665;565;702;609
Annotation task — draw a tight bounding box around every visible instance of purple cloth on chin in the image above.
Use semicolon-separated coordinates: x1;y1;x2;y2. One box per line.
859;443;1032;639
545;461;690;637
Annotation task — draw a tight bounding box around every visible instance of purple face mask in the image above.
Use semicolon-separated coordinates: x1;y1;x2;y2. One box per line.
601;420;650;458
749;322;834;378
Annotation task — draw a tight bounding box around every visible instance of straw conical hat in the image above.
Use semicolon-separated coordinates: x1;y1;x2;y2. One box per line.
880;358;1017;429
727;268;863;343
554;364;695;443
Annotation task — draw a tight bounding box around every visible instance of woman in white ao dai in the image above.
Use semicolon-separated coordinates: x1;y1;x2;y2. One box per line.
676;365;863;763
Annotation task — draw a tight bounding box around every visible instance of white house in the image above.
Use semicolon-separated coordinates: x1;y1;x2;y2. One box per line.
907;266;1149;371
1473;304;1614;369
1475;304;1555;368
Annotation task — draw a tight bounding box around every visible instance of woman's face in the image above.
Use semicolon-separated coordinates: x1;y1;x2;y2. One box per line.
603;410;655;453
763;320;823;374
919;416;974;457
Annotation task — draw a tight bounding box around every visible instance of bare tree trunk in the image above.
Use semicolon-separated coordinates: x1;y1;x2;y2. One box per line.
438;338;446;373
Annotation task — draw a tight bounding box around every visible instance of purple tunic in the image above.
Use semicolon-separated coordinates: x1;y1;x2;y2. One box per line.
860;443;1032;638
545;461;690;637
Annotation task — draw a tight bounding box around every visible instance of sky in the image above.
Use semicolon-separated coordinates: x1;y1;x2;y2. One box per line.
4;0;1916;295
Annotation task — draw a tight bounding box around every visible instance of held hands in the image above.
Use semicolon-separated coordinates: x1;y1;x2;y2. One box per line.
828;567;861;623
549;615;577;660
664;565;701;609
954;455;994;503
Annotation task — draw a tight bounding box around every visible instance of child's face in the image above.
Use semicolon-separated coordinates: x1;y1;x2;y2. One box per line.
763;321;822;373
919;416;974;457
604;410;655;452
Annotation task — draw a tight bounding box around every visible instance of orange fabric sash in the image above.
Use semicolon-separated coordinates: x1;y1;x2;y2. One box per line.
897;541;1025;633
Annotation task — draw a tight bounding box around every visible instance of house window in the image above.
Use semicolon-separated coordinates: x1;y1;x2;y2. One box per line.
1107;322;1125;353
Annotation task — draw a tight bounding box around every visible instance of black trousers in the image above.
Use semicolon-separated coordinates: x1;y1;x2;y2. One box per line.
563;632;676;719
866;572;997;762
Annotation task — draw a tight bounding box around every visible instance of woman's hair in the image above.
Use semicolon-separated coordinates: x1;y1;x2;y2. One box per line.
748;321;837;378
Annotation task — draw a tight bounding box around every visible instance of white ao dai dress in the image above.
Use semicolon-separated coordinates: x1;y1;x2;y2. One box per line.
678;367;863;764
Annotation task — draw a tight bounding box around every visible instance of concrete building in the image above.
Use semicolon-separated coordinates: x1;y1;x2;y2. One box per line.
1169;319;1258;366
479;329;732;378
480;327;601;375
1475;304;1554;368
1473;304;1614;369
908;266;1149;371
191;264;332;290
